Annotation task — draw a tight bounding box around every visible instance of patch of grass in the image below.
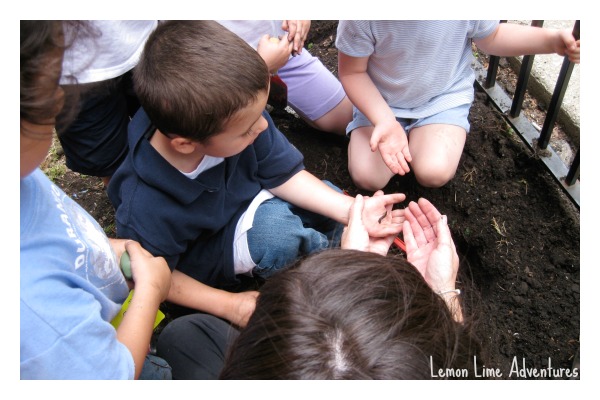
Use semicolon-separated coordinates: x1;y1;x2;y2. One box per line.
41;135;67;182
103;223;116;236
502;122;522;144
501;123;516;138
44;164;67;182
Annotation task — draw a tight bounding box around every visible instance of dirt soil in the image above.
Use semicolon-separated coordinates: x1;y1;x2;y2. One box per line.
49;21;580;379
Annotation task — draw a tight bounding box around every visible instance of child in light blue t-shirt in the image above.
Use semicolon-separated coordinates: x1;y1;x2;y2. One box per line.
20;20;172;380
336;20;580;190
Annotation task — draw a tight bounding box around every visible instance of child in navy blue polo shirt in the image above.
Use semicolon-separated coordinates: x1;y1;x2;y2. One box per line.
108;20;407;328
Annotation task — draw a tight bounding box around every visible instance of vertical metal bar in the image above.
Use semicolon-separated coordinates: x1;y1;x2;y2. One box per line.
565;149;579;185
538;20;580;149
510;20;544;118
485;55;500;88
483;20;506;89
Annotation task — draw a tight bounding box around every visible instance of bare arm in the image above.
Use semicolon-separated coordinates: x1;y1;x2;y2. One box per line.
269;170;405;237
269;170;353;224
167;269;258;328
474;24;580;63
338;52;412;174
338;52;397;137
114;241;171;379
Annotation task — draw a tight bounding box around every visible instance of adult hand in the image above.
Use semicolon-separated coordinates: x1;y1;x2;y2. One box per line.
281;20;311;55
370;119;412;176
342;194;396;256
257;34;293;73
361;190;406;238
403;198;459;293
125;240;172;302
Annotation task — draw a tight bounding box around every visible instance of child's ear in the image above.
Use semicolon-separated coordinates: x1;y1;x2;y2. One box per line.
170;137;198;155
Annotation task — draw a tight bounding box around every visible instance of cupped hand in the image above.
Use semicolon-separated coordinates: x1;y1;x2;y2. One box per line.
342;193;397;255
362;190;406;238
370;119;412;176
422;214;459;293
403;198;459;293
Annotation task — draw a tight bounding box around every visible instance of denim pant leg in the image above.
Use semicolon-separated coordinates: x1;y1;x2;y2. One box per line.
138;354;172;380
248;182;344;278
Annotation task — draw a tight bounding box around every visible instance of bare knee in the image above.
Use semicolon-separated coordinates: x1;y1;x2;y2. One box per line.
413;165;456;188
349;164;391;191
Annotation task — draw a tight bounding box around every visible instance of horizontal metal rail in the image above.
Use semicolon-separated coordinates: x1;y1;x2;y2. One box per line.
474;20;580;209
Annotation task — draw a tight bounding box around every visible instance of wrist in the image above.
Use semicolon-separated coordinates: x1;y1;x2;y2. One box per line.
374;117;399;131
222;291;241;323
436;288;460;297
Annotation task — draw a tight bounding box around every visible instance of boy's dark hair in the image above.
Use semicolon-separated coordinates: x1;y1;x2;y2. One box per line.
134;20;270;142
220;249;482;379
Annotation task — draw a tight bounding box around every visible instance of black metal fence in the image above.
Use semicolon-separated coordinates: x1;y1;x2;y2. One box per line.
473;20;580;208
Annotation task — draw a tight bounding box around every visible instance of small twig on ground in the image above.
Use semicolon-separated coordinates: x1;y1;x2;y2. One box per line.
491;217;507;237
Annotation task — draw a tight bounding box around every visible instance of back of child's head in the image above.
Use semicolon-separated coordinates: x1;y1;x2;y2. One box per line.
220;249;482;379
134;20;270;142
21;21;65;129
21;21;92;135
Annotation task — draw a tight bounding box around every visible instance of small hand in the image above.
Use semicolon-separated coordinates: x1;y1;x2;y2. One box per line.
342;193;400;256
362;190;406;238
257;34;293;73
229;290;259;328
556;29;580;63
281;20;311;55
108;238;130;262
125;240;172;302
370;120;412;176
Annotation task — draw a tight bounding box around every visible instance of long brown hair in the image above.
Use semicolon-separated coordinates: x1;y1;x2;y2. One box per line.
220;249;482;379
20;21;65;132
21;20;92;137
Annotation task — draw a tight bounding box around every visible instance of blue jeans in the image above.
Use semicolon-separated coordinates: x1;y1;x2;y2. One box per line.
248;181;344;278
138;354;172;380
